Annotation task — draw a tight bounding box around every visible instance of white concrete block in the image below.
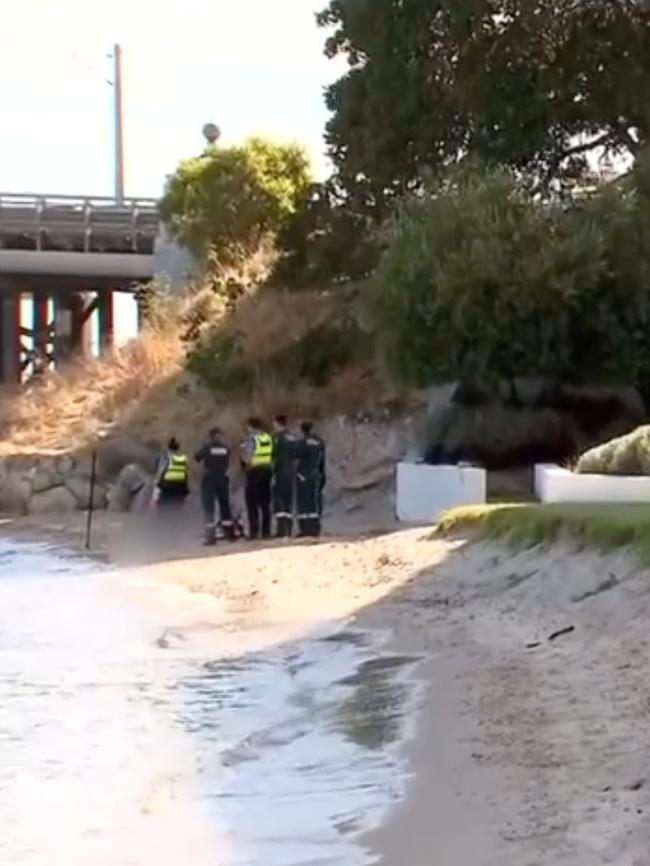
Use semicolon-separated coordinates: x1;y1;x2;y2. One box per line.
534;464;650;504
396;462;487;524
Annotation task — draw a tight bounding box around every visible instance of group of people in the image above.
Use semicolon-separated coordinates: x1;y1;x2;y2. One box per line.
154;416;326;545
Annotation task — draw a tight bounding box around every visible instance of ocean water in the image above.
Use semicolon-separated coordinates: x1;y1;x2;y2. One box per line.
0;538;421;866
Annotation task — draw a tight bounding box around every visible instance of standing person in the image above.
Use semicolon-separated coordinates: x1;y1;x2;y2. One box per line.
272;415;297;538
295;421;326;538
240;417;274;540
195;427;234;546
154;438;190;509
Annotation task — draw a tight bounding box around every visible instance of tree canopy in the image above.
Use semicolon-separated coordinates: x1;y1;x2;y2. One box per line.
318;0;650;207
366;156;650;388
159;137;312;265
271;179;380;287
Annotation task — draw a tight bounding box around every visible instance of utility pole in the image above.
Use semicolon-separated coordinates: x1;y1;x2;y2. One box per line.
113;43;125;203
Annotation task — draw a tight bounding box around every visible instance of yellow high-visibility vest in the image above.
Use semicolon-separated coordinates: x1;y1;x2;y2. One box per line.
163;453;189;484
251;433;273;467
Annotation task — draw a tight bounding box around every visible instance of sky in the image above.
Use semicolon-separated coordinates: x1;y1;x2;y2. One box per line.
0;0;343;199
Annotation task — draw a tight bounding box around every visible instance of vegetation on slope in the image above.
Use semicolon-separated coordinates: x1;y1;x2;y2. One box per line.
436;503;650;563
0;287;400;456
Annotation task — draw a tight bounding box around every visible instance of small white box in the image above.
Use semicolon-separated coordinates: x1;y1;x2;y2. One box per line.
396;462;487;524
534;464;650;504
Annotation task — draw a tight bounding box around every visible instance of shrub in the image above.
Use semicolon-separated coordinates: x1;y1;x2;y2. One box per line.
367;164;603;386
160;137;312;266
185;290;368;395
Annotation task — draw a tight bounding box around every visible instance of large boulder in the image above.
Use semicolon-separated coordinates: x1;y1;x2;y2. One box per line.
95;437;159;481
108;463;150;512
64;476;108;509
320;416;413;502
0;470;30;514
131;481;156;513
423;403;577;468
420;382;647;469
30;458;61;494
576;426;650;475
30;486;78;514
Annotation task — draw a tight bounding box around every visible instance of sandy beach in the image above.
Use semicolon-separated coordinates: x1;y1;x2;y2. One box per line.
3;507;650;864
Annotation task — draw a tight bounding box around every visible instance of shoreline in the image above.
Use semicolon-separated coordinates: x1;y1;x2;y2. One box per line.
3;511;650;863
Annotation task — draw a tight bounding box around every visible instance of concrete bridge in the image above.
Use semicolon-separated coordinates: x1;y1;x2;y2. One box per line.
0;193;165;384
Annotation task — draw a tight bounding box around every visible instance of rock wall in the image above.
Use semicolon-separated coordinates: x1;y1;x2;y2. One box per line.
0;454;108;515
0;437;160;516
0;421;415;517
1;387;644;516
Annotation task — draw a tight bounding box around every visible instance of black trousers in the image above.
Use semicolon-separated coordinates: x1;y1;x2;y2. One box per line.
245;467;272;539
273;473;294;537
296;475;321;537
201;476;232;543
158;484;188;506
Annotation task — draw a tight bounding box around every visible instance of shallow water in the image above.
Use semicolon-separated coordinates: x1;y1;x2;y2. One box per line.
0;539;421;866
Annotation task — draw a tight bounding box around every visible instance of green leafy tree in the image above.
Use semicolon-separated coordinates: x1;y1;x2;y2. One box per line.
367;164;615;386
574;149;650;384
160;137;312;265
318;0;650;206
271;180;381;287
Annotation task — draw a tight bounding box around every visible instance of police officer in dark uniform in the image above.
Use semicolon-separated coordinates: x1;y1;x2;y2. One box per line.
295;421;326;538
240;417;274;540
195;427;234;545
272;415;297;538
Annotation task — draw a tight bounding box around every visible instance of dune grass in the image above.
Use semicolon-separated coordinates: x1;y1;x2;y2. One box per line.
436;503;650;563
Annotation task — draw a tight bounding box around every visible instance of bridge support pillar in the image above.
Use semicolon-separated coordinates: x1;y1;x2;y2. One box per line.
31;292;52;375
70;292;95;355
0;291;20;384
97;290;114;350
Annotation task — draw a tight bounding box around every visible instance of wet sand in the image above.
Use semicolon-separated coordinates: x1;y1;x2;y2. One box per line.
3;509;650;864
1;537;422;866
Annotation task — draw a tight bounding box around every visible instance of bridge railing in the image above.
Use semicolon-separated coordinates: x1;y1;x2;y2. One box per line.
0;193;160;254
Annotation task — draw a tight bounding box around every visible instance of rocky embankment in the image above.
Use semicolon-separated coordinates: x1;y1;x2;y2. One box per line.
1;380;646;517
0;418;413;517
0;438;157;516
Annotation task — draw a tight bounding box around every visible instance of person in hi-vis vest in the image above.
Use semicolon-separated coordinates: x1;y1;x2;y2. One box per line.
240;417;274;540
153;438;189;508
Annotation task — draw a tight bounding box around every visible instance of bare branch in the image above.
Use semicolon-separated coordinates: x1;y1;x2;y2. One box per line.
559;132;613;164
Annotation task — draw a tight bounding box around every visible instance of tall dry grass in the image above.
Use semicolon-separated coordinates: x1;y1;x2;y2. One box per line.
196;288;340;364
0;285;394;457
0;323;185;455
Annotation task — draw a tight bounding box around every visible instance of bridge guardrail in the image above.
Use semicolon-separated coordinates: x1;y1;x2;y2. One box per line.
0;193;160;254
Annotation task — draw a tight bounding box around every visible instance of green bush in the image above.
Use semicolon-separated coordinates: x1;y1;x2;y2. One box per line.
186;333;252;393
270;311;365;387
366;159;650;388
160;137;312;265
271;181;381;288
186;307;365;394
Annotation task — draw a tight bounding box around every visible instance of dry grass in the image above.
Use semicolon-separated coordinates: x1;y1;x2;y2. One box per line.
0;323;186;455
214;289;340;363
0;285;393;458
576;425;650;475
